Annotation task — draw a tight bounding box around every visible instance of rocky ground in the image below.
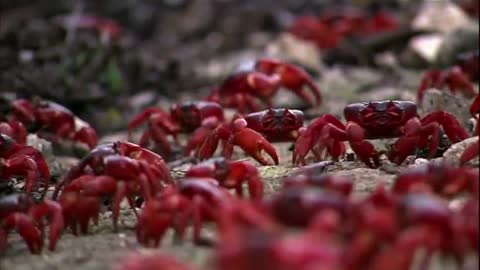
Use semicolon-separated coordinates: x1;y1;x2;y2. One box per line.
0;1;479;270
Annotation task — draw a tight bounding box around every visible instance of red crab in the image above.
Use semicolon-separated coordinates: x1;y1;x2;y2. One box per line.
243;108;304;142
0;194;64;254
0;133;51;195
417;51;479;102
128;101;224;157
216;201;343;270
117;252;194;270
289;10;399;50
136;178;233;247
283;173;353;197
460;94;480;165
293;100;470;168
267;186;349;228
368;193;462;270
343;185;398;270
9;98;98;149
54;142;172;233
392;162;479;197
0;120;27;144
185;158;264;200
196;118;279;166
53;141;172;199
208;58;322;113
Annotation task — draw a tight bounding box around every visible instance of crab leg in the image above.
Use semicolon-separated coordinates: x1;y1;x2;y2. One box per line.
185;117;220;156
226;127;279;165
346;122;381;168
293;114;346;165
445;67;477;98
420;111;469;143
74;127;98;149
197;125;232;160
0;213;43;254
388;118;440;165
28;200;64;251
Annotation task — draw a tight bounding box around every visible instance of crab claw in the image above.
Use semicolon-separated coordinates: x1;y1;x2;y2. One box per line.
256;58;323;106
228;119;279;166
346;122;380;168
74;126;98;149
293;127;315;166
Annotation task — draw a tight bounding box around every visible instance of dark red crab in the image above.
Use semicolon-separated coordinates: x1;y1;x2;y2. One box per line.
243;108;304;142
185;158;264;200
293;100;469;168
53;142;172;233
53;140;172;199
0;133;51;195
393;162;479;197
196;118;279;166
267;187;349;228
136;178;234;246
417;51;479;102
208;58;322;113
0;194;64;254
128;101;224;157
289;9;399;50
8;98;98;149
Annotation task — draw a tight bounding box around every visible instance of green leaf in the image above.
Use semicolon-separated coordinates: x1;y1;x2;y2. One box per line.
105;59;124;93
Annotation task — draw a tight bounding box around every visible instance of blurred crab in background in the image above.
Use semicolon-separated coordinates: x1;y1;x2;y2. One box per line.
0;194;64;254
289;9;399;50
0;133;51;195
3;98;98;149
128;101;224;158
417;51;479;102
185;158;264;200
208;58;322;113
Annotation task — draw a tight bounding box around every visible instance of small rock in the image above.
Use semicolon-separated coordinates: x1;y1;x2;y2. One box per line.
265;33;323;72
26;134;53;157
408;34;445;64
412;1;472;33
420;88;474;127
414;158;430;166
443;136;479;166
